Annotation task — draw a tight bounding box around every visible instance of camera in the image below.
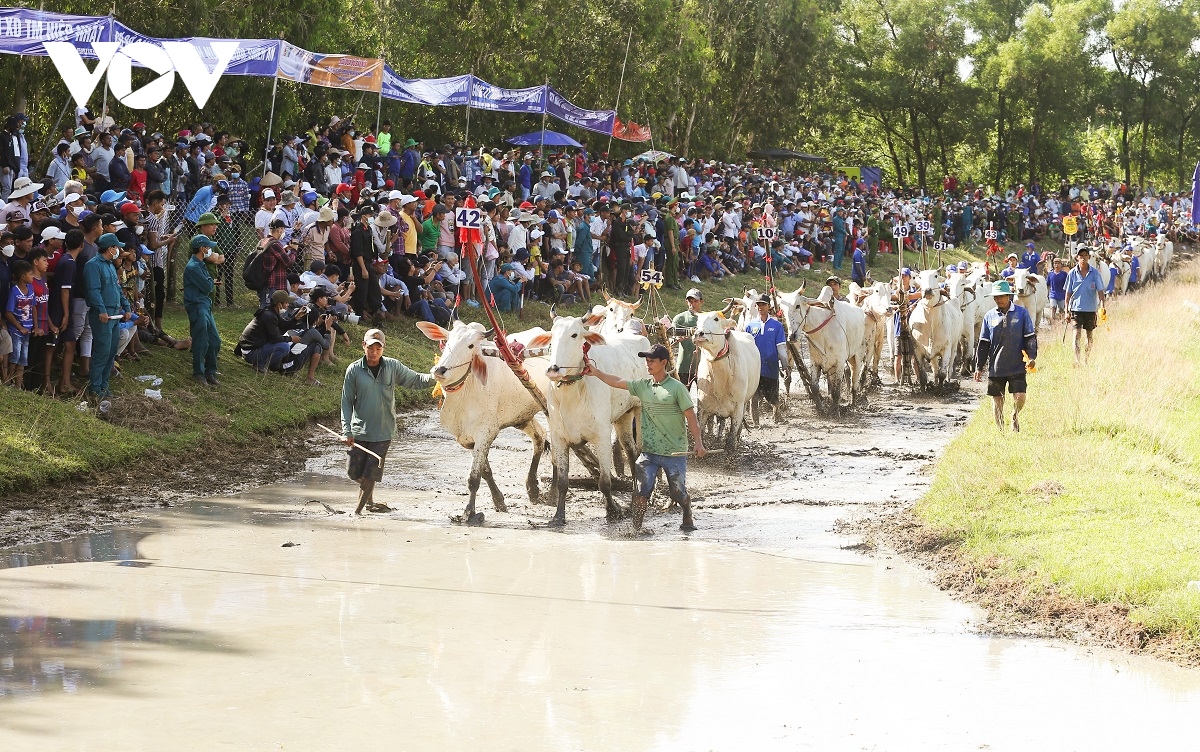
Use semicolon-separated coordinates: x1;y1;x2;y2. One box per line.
331;311;361;325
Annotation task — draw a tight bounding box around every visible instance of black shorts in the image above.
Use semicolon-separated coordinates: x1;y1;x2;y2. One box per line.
1072;311;1097;331
987;374;1027;396
756;376;779;405
347;440;390;482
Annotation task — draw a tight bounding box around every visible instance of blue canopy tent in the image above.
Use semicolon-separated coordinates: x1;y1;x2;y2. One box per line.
505;130;583;148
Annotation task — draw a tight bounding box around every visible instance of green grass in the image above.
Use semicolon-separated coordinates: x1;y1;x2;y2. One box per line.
916;262;1200;641
0;236;1005;495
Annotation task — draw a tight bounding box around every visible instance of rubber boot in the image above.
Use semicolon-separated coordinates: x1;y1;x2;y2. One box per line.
679;496;696;532
355;479;374;515
631;495;649;530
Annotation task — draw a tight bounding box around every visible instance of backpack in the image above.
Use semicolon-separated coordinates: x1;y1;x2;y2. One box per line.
242;239;269;290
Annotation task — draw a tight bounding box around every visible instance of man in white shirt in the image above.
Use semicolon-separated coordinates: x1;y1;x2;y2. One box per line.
255;189;279;238
272;191;302;244
91;132;115;190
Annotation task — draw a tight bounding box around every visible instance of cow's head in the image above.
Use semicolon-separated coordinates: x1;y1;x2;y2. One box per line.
417;320;490;387
532;316;606;381
916;270;941;301
1011;268;1036;298
601;296;642;333
693;310;735;351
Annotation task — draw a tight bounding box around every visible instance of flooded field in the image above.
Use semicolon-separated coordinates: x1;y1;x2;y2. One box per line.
2;386;1199;749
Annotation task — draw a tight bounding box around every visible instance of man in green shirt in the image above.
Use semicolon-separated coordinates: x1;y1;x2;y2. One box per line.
341;328;435;514
419;205;445;253
584;343;706;532
671;288;703;388
661;197;681;290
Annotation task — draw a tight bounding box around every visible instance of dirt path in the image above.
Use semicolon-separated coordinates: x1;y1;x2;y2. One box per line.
304;381;980;559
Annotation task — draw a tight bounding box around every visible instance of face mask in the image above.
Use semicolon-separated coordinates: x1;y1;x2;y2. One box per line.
350;131;357;137
230;172;240;179
71;206;84;216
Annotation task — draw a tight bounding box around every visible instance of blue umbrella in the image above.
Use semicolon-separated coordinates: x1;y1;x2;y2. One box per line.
1191;162;1200;226
504;130;583;148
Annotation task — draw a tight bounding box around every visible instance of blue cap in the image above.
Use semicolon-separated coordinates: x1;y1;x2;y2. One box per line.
902;267;912;276
547;210;559;220
100;190;126;204
1026;242;1035;249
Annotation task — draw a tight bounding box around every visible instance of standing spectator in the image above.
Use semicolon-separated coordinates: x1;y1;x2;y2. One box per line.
183;232;223;386
255;187;280;239
260;218;296;308
46;143;72;193
91;132;115;194
51;229;83;393
82;233;131;398
4;259;34;387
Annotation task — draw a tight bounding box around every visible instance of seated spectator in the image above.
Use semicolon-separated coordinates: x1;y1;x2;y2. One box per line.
489;263;522;312
234;289;321;384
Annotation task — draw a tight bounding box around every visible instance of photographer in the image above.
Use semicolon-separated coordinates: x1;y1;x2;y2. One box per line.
287;287;339;377
236;289;310;376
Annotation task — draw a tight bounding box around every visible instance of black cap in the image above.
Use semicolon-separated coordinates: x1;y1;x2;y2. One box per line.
756;293;772;306
637;344;671;361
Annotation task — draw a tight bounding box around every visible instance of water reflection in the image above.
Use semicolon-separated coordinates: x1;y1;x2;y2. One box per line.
1;529;152;570
0;614;239;705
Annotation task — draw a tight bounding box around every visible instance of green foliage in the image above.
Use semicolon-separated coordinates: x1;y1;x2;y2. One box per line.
5;0;1200;187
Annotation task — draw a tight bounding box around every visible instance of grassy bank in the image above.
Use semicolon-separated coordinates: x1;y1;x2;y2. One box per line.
915;260;1200;654
0;239;993;496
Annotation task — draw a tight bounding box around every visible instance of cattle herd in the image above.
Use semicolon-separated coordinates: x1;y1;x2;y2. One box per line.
418;233;1178;527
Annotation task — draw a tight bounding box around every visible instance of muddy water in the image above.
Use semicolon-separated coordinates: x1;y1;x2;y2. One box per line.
2;388;1199;749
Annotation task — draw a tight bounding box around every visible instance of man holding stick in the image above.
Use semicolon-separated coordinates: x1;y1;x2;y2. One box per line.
340;328;434;514
583;343;706;532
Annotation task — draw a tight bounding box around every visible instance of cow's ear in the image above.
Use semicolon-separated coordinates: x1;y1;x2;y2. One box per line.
472;353;488;386
527;332;552;348
582;312;605;326
583;332;607;346
416;321;449;341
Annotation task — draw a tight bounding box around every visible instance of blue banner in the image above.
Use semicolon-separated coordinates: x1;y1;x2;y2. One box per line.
468;78;546;114
0;8;110;57
110;22;280;77
546;87;615;137
382;65;471;106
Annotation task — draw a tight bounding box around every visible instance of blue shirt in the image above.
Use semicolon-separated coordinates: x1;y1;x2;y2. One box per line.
82;253;130;315
518;164;532;191
1129;256;1140;285
976;304;1037;378
183;255;215;311
185;184;215;222
1020;251;1040;271
745;316;786;377
1046;270;1067;300
1065;265;1104;312
851;248;867;282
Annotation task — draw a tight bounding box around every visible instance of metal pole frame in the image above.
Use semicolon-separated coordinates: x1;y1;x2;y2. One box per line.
263;75;279;177
606;28;634;157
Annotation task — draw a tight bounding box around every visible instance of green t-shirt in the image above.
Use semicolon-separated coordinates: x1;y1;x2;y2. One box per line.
420;217;440;251
672;310;699;374
628;376;693;456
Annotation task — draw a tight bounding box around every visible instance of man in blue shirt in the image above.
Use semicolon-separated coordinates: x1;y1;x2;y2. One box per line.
517;154;533;201
183;229;223;386
1065;247;1106;366
745;294;788;422
1020;241;1041;273
831;208;847;270
1045;257;1067;322
974;280;1037;432
851;238;867;285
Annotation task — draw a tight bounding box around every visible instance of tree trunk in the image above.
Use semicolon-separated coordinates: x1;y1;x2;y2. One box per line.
682;101;697;159
881;113;904;185
994;92;1006;193
1137;83;1152;189
909;108;925;189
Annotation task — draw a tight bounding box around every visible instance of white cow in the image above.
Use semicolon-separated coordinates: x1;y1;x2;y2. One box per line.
909;270;962;388
527;317;648;526
1010;268;1048;331
595;293;646;337
1111;254;1131;294
419;321;552;524
784;285;868;415
693;311;761;451
850;281;893;385
1133;238;1158;282
1155;234;1174;278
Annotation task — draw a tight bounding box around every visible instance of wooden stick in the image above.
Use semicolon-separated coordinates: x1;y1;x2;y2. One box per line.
317;423;384;463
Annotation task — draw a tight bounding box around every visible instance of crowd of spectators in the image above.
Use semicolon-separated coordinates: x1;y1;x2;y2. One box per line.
0;105;1194;400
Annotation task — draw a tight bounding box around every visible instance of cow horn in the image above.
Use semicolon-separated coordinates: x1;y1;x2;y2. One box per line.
631;296;642;310
795;281;806;295
602;289;612;302
484;328;495;338
720;300;735;315
549;303;558;321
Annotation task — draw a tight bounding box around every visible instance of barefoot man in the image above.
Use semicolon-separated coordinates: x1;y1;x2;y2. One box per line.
583;343;706;531
974;280;1037;432
341;328;434;514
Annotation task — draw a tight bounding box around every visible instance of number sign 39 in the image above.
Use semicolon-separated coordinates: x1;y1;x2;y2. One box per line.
455;207;482;229
914;220;932;233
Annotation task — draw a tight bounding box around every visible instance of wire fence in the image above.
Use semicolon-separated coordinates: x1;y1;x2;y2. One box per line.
159;208;269;309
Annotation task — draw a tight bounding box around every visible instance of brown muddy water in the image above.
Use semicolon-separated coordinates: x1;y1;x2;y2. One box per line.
2;386;1199;750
